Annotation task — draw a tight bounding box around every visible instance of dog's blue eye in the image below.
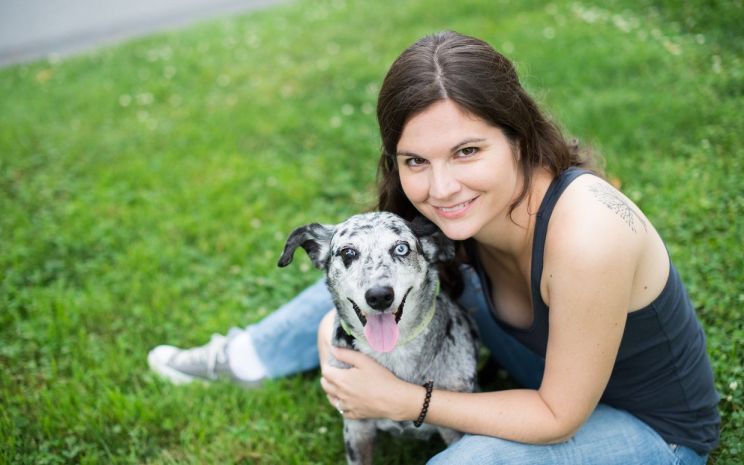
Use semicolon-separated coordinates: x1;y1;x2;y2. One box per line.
393;243;410;256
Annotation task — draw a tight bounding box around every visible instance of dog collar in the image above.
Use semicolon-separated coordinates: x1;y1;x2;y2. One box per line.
341;281;440;349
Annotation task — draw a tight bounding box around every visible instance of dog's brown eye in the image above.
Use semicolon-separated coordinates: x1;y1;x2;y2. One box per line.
393;243;410;257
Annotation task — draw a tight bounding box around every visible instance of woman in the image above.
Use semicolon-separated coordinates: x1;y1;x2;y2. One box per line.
149;31;719;463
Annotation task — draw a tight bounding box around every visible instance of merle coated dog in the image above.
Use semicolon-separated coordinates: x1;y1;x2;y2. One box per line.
278;212;479;465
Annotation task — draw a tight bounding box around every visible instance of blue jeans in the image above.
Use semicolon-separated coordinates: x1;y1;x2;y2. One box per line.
248;267;708;465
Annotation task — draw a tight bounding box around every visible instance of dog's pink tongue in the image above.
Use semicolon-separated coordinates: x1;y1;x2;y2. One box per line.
363;313;399;353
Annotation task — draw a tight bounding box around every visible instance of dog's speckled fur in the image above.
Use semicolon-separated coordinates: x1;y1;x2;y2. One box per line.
278;212;479;465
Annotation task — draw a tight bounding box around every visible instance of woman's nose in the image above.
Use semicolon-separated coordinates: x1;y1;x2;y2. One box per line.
429;164;461;200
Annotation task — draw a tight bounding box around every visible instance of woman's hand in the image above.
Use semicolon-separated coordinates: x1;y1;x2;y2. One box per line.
320;346;418;422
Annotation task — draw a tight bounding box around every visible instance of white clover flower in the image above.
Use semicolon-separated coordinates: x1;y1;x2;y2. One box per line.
244;32;259;48
712;55;722;74
663;40;682;56
119;94;132;107
612;15;632;33
327;42;341;55
137;92;154;106
164;66;176;79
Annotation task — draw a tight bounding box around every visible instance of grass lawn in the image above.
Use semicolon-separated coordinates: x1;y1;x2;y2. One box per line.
1;0;742;463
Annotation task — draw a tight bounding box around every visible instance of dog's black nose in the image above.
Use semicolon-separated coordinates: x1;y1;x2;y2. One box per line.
365;286;395;310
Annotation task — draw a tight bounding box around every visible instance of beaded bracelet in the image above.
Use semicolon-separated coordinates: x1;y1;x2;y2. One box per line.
414;381;434;428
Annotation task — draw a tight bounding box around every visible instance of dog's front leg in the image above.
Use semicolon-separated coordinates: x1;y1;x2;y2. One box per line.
329;316;376;464
343;419;376;465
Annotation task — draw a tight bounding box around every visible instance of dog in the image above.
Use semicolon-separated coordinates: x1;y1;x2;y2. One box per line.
278;212;479;465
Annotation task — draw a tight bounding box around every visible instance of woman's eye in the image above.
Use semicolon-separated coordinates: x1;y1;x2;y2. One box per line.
404;157;427;167
393;243;410;256
458;147;479;157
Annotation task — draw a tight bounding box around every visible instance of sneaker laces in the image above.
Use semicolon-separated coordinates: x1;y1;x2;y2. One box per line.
170;334;228;380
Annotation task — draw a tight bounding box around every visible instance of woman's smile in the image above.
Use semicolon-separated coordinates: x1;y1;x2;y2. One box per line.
432;196;479;218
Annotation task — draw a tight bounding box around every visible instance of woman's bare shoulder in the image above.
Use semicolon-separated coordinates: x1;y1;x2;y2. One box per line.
541;173;670;310
544;174;651;270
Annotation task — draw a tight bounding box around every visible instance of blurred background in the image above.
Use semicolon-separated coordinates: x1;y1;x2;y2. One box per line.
0;0;285;67
1;0;742;463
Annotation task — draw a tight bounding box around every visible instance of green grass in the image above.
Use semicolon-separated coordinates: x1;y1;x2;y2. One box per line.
1;0;742;463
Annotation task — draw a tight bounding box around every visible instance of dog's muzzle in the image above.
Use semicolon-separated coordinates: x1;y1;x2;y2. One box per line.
345;287;412;353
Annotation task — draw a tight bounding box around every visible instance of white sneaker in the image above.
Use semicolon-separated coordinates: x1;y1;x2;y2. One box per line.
148;334;261;387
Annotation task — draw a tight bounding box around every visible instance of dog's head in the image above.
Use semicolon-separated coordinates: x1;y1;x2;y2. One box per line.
278;212;454;353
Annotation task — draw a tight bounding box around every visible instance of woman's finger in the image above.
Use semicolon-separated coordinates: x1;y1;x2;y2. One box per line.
331;346;371;368
320;375;337;397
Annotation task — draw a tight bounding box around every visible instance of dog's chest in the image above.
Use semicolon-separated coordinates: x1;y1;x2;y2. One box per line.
358;342;432;383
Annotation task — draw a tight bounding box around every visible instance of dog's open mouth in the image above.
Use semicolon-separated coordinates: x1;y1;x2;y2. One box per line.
347;288;411;353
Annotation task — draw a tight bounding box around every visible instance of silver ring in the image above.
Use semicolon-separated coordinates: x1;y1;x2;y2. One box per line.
335;399;344;415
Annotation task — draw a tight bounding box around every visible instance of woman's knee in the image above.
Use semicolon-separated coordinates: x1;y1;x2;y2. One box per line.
427;434;536;465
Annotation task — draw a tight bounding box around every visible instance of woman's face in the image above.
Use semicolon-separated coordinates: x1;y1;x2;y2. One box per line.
396;100;521;241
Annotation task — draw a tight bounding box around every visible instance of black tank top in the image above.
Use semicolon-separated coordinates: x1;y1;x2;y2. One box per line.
468;167;720;454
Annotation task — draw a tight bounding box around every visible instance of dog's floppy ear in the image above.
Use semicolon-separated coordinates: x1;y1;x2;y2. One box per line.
409;216;455;263
277;223;335;269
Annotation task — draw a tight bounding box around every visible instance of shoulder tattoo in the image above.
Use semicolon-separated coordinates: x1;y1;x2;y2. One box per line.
588;182;648;233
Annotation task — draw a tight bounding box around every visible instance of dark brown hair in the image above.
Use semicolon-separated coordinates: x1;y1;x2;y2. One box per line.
376;31;600;221
374;31;601;296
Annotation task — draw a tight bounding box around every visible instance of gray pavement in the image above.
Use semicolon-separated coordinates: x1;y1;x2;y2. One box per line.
0;0;286;68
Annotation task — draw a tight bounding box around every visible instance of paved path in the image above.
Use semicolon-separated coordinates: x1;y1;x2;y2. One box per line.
0;0;286;68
